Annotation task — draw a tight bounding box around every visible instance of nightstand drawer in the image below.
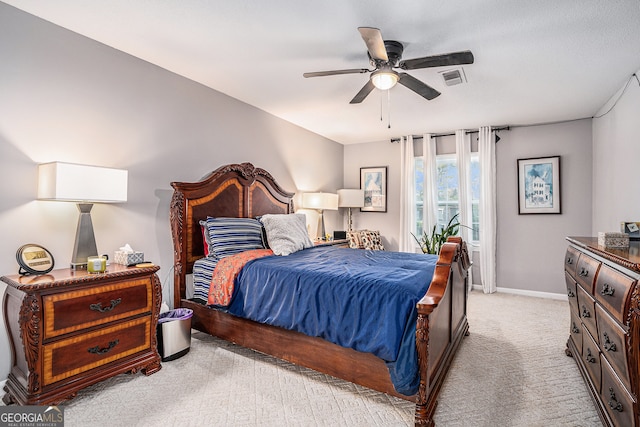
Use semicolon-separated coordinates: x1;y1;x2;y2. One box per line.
42;317;151;385
44;278;152;339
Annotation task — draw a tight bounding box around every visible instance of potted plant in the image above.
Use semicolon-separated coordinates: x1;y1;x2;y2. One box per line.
412;213;463;254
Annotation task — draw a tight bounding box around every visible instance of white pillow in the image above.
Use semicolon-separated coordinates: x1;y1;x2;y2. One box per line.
260;213;313;256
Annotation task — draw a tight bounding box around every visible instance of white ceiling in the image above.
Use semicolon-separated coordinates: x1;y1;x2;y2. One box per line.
5;1;640;144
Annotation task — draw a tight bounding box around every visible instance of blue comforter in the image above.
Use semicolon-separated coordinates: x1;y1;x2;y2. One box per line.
225;246;438;395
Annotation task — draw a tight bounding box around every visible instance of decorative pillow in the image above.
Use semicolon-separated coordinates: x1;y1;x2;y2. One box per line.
347;231;363;249
360;230;385;251
203;217;265;258
260;213;313;256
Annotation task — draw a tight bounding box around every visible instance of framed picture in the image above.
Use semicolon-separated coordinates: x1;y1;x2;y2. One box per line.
360;166;387;212
517;156;561;214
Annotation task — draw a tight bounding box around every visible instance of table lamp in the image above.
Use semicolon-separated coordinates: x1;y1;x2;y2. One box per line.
301;192;338;240
338;189;365;232
38;162;128;270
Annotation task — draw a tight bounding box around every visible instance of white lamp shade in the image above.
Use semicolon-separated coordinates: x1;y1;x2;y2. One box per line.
38;162;128;203
301;192;338;210
338;189;365;208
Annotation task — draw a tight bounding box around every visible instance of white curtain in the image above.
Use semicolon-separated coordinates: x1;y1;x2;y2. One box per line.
455;130;472;243
478;126;497;293
455;130;473;288
399;135;415;252
422;134;438;235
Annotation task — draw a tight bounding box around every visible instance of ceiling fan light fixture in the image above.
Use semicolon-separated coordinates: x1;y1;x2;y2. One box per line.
371;69;399;90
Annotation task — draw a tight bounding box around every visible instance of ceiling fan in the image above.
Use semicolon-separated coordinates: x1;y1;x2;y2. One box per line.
303;27;474;104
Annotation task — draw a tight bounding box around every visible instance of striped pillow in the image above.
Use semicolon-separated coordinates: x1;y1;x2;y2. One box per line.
204;217;265;258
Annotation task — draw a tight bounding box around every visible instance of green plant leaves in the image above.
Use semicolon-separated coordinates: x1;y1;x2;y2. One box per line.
411;213;461;254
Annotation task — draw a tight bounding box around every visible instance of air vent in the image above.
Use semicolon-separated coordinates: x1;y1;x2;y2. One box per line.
441;68;466;86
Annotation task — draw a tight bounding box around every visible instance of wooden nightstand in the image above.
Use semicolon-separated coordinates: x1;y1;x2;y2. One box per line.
1;264;162;405
314;239;349;248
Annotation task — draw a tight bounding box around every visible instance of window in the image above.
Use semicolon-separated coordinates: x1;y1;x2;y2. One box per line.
414;154;480;242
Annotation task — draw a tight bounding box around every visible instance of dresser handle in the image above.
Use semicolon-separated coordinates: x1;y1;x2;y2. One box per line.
90;298;122;313
608;387;623;412
88;339;119;355
600;283;615;297
603;332;617;352
571;323;580;334
579;268;589;277
566;257;574;265
585;348;596;364
567;288;575;298
581;305;591;318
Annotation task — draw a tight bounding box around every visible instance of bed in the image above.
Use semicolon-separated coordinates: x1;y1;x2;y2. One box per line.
169;162;470;426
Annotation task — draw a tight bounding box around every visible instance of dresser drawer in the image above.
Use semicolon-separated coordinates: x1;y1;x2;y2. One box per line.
566;272;579;316
577;285;598;341
565;246;580;277
575;253;601;294
594;264;636;324
569;310;582;355
582;326;601;393
601;356;634;427
43;278;152;339
596;305;630;392
42;317;151;386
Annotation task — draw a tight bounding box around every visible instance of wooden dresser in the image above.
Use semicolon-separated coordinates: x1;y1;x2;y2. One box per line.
2;264;162;405
565;236;640;426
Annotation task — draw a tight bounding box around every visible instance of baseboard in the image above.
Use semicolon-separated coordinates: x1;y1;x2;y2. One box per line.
471;284;568;301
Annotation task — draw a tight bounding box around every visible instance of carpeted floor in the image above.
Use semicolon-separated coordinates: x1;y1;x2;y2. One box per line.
55;291;601;426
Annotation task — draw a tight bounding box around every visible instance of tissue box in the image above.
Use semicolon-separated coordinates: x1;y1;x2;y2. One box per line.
114;251;144;265
598;232;629;249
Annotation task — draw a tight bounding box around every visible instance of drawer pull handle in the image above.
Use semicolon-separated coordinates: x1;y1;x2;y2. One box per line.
88;339;119;355
600;283;615;297
585;348;596;364
567;288;575;298
566;257;574;265
571;323;580;334
90;298;122;313
581;305;591;318
608;388;623;412
579;268;589;277
603;332;617;352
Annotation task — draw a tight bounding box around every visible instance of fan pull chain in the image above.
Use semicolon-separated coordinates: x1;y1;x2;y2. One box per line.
380;90;384;122
387;89;391;129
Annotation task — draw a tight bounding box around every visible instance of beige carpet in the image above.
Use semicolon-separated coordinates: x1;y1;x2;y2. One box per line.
56;291;601;426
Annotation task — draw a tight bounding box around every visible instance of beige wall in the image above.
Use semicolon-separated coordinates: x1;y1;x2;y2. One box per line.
0;4;343;383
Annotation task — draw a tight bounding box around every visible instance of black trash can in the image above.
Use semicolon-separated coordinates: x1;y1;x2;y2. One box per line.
156;308;193;361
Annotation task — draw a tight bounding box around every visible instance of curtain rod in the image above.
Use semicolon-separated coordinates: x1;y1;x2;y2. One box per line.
390;126;510;143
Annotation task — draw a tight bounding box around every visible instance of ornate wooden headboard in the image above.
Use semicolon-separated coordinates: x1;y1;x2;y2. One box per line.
169;162;294;306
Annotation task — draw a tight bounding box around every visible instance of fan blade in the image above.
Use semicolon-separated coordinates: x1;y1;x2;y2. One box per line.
303;69;369;78
398;73;441;100
349;80;375;104
399;50;474;70
358;27;388;62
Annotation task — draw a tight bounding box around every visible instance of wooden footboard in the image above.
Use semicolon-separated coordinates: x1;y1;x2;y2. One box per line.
170;163;470;426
